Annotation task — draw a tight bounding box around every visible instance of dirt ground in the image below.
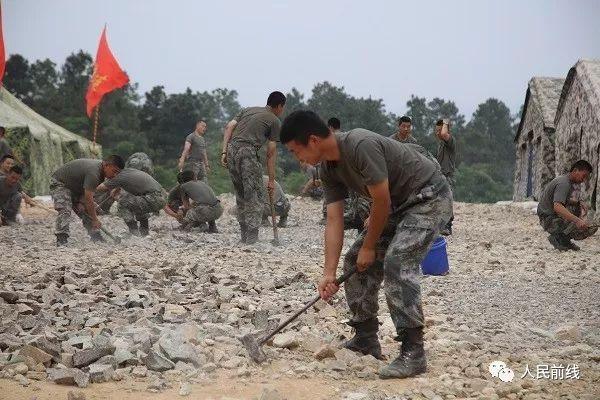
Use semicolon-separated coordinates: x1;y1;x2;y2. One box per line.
1;197;599;400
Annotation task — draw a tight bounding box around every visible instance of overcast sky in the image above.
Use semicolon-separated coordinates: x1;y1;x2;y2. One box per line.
5;0;600;118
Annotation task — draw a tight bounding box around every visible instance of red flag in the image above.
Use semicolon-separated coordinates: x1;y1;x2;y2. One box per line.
85;27;129;117
0;3;5;86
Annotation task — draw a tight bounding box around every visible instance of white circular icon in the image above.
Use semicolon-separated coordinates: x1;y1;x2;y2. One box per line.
489;360;507;378
498;367;515;382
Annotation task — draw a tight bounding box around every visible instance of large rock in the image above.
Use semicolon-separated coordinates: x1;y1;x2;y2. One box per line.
47;368;90;388
143;349;175;372
18;344;53;366
555;324;582;341
272;332;299;349
163;304;188;323
0;291;18;304
73;345;115;368
158;333;202;366
88;363;115;383
114;348;137;367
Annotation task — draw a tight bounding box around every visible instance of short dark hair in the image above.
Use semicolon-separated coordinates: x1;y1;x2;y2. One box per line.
0;126;5;135
197;119;206;125
104;155;125;170
570;160;593;173
435;119;444;126
267;91;286;108
9;165;23;175
281;110;330;145
0;154;15;164
178;170;194;184
327;117;341;130
398;116;412;124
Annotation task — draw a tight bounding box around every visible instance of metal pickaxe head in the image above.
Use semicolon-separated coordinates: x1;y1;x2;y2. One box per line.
240;332;267;364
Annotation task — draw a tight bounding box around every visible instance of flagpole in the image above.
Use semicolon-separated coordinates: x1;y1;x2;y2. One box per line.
92;101;100;152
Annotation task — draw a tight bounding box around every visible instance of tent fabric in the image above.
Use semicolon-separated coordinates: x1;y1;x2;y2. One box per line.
0;87;100;195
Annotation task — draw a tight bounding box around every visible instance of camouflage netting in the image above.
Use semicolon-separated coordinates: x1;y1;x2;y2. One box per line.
0;87;101;195
125;152;154;175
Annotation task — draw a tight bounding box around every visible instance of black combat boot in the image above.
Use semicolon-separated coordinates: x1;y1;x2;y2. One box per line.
344;318;383;360
139;219;149;236
126;221;139;235
245;228;259;244
56;233;68;246
89;231;106;243
277;214;288;228
548;234;569;251
379;327;427;379
208;221;218;233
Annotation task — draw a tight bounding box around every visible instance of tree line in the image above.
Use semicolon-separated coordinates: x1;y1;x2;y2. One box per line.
4;51;518;202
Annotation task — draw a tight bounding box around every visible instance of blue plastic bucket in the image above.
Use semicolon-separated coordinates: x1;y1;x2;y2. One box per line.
421;236;449;275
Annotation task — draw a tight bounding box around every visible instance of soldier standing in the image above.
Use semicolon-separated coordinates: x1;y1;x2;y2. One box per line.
221;91;286;244
179;120;210;182
281;111;452;379
389;116;417;144
435;119;456;235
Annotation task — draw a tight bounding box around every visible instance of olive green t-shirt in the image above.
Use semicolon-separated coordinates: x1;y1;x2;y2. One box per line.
52;159;104;195
320;129;437;207
437;136;456;177
537;174;573;217
0;138;12;159
186;132;206;162
0;175;21;205
180;181;218;205
389;132;418;144
229;106;281;150
104;168;163;195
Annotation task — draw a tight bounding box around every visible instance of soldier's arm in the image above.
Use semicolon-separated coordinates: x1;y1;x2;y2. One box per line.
221;120;238;166
203;148;210;172
439;121;451;142
178;141;192;171
83;189;101;229
266;141;277;194
554;202;588;229
319;200;345;300
163;204;180;220
362;180;390;249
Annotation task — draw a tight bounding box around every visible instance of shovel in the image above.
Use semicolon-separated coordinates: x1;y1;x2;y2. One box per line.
241;266;357;363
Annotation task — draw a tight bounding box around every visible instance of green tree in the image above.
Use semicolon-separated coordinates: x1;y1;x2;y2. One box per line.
4;54;33;102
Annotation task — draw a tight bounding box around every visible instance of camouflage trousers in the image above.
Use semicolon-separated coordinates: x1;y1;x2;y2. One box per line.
263;196;291;219
117;191;166;223
227;143;266;231
1;191;22;221
183;160;207;183
184;201;223;225
322;192;371;230
343;173;453;330
539;204;597;240
49;178;92;235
